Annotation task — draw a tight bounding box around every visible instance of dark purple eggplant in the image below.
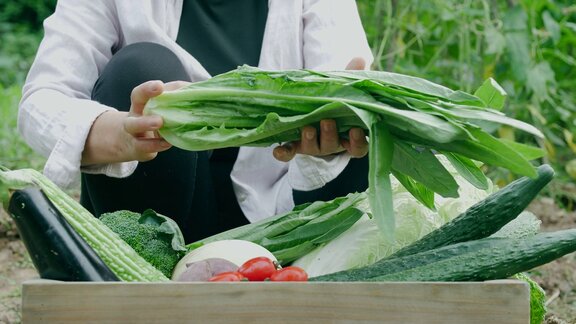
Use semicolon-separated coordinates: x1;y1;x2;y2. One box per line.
8;187;118;281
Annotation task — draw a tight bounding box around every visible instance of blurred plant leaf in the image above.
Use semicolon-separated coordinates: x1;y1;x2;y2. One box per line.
542;11;561;45
474;78;507;110
563;129;576;154
526;61;556;102
503;6;532;82
484;25;506;56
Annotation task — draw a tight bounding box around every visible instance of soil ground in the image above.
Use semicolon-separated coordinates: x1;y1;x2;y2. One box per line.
0;197;575;323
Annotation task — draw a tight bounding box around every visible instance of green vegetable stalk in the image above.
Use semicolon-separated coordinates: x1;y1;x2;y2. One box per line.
144;66;545;240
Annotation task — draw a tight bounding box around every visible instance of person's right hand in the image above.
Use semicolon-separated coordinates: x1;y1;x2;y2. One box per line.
82;80;189;166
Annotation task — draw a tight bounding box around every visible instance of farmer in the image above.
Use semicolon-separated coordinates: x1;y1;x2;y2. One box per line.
19;0;373;242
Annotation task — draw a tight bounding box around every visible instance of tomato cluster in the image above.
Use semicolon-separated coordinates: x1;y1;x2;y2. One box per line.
208;257;308;282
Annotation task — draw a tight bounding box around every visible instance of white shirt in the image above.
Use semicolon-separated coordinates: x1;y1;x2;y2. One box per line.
19;0;373;222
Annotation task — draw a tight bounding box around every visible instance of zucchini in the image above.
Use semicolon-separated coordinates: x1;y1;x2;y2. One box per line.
8;188;119;281
310;228;576;282
389;164;554;259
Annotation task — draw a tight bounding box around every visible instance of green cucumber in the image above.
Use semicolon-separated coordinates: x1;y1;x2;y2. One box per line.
371;229;576;282
310;235;496;282
389;164;554;258
310;229;576;282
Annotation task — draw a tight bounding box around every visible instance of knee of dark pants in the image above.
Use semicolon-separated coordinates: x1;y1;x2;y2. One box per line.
91;42;191;110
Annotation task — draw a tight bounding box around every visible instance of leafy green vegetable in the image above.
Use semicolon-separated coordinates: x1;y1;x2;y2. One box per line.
514;272;547;324
367;119;395;240
186;192;366;265
442;152;488;190
145;66;543;239
393;142;459;197
100;209;187;277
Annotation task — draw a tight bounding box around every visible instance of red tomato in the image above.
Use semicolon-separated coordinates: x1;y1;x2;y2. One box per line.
269;266;308;282
238;257;277;281
208;272;245;282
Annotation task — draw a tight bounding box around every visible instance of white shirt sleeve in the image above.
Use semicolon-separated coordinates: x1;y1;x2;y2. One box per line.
18;0;138;188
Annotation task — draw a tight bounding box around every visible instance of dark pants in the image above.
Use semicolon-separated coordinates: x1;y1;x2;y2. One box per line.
81;42;368;243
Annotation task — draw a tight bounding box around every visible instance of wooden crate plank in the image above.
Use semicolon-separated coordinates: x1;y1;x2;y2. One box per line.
22;280;529;323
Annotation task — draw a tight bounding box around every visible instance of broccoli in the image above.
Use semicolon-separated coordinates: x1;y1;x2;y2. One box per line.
100;209;186;278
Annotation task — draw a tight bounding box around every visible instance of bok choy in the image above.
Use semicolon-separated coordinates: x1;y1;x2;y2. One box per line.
144;66;544;239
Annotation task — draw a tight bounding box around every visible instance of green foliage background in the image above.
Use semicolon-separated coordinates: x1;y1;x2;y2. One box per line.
0;1;55;171
0;1;56;86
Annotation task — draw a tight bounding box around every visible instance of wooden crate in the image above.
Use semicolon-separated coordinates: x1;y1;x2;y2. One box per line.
22;279;529;323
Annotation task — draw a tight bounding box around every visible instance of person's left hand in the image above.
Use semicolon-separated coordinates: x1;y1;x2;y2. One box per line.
273;58;369;162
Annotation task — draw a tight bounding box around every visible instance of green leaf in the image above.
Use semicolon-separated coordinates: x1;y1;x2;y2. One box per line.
514;273;547;324
392;143;459;198
484;25;507;56
255;194;364;241
186;193;366;250
404;98;543;139
565;22;576;33
139;209;186;252
369;119;395;240
526;61;556;102
498;139;546;161
435;127;537;178
474;78;507;110
310;208;365;244
392;170;436;209
542;11;561;45
503;6;531;82
155;100;358;150
243;204;333;241
344;104;396;240
272;241;316;265
326;70;482;105
442;152;489;190
260;207;364;252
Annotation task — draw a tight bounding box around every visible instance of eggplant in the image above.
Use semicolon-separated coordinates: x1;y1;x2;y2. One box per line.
8;187;118;281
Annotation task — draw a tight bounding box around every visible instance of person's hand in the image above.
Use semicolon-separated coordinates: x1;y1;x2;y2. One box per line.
82;80;189;166
273;58;369;162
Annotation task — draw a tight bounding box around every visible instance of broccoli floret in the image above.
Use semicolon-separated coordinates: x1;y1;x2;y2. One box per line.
140;238;183;277
100;210;185;278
